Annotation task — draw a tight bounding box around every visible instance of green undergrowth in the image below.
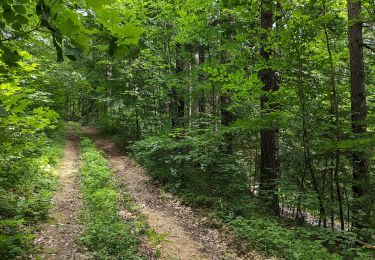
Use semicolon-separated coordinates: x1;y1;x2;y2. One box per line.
94;119;134;152
217;200;373;259
79;137;145;259
0;124;66;259
132;132;374;260
69;121;82;136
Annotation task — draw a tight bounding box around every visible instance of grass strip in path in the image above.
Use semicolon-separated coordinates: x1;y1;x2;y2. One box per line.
79;137;144;259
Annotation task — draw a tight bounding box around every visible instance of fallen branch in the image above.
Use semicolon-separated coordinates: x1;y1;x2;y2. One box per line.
355;239;375;250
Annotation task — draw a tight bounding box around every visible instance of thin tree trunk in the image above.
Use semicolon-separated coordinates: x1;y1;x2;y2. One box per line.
324;26;345;230
296;45;326;227
177;44;185;127
296;167;306;221
220;94;235;153
136;84;141;140
198;46;206;114
170;43;185;128
330;164;335;230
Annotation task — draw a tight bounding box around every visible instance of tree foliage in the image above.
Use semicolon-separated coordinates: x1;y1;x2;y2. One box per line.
0;0;374;258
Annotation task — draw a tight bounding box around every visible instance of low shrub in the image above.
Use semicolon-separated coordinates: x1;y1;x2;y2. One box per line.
132;130;249;207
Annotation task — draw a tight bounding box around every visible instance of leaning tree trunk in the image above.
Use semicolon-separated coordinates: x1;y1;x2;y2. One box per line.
347;0;369;228
259;0;280;216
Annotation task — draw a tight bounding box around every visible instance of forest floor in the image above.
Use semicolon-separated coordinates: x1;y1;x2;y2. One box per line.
82;126;264;260
33;127;89;259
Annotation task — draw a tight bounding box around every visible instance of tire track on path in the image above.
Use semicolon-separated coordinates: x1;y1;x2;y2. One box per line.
83;126;263;260
33;128;88;260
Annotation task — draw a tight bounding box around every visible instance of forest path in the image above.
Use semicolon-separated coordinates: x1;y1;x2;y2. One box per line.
82;127;263;260
33;127;88;259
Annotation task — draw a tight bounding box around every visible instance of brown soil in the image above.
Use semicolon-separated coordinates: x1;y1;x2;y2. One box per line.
33;128;88;260
82;127;264;260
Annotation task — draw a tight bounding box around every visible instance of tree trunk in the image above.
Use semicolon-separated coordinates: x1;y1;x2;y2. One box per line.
259;0;280;216
176;44;185;126
324;26;345;230
198;45;206;114
220;94;235;154
170;43;185;128
347;0;369;229
219;14;236;154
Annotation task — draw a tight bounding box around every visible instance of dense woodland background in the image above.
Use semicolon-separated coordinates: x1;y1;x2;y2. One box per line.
0;0;374;259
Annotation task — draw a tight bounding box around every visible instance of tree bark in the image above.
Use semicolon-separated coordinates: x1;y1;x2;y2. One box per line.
259;0;280;216
347;0;369;228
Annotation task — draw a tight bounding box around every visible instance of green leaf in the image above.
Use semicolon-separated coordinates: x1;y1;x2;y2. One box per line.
0;46;21;67
3;8;16;23
1;2;11;11
13;4;26;14
0;21;6;30
11;21;22;31
85;0;111;9
54;10;90;51
15;14;28;25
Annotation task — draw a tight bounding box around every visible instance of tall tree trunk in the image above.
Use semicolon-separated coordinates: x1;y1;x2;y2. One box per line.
348;0;369;229
188;61;193;128
259;0;280;215
169;87;178;127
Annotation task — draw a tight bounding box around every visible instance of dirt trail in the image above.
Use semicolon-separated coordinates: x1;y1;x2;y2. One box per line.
83;127;263;260
33;128;88;259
